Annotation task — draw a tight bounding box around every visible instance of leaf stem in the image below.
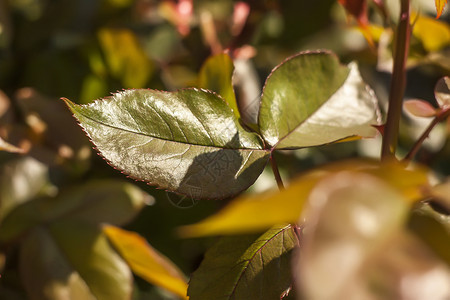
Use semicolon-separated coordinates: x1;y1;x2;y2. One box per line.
381;0;411;160
270;152;285;190
403;108;450;162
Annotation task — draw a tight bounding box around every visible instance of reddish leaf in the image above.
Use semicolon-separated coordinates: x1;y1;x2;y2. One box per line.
404;99;437;117
435;0;448;19
339;0;369;26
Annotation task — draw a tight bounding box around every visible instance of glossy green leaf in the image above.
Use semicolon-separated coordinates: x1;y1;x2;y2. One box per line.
187;225;298;300
295;172;447;300
198;53;239;118
20;222;132;300
0;180;148;243
64;89;269;200
179;160;429;237
259;51;379;149
104;225;188;299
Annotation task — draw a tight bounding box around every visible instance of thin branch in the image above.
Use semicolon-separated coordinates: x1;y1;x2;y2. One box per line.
270;152;285;190
403;108;450;162
381;0;411;160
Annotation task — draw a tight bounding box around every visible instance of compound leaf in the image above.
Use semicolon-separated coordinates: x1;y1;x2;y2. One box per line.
187;225;298;300
64;89;269;200
259;51;379;149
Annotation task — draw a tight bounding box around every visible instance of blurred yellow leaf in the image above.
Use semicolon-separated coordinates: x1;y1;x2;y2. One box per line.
412;13;450;52
103;226;189;300
198;53;239;118
98;28;153;88
179;160;430;237
435;0;448;18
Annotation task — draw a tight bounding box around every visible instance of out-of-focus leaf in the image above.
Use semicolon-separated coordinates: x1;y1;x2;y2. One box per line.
412;13;450;52
296;172;449;300
338;0;368;26
409;201;450;265
179;161;429;237
0;180;148;243
20;222;132;300
338;0;372;45
435;76;450;107
435;0;448;18
259;51;379;149
98;28;154;88
187;225;298;300
198;53;239;118
15;88;90;164
0;156;48;221
103;226;188;300
404;99;437;117
64;89;269;200
0;137;24;153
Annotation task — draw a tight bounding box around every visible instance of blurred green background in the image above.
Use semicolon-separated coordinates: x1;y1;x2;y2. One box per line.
0;0;449;299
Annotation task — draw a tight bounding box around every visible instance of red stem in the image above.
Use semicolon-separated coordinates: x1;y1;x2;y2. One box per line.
381;0;411;160
403;108;450;162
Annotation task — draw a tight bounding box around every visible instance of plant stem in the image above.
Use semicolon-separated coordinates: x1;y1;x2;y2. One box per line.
381;0;411;160
403;109;450;162
270;152;285;190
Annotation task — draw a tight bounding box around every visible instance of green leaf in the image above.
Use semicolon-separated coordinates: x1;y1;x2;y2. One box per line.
198;53;240;118
64;89;269;200
20;223;132;300
187;225;298;300
104;225;188;299
259;51;379;149
179;160;429;237
0;180;148;243
409;202;450;265
98;27;154;89
409;180;450;265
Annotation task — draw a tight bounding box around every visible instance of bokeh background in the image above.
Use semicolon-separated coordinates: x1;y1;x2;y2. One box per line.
0;0;449;299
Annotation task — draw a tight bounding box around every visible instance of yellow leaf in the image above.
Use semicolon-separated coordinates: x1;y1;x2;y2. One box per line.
178;160;430;237
98;28;154;88
412;13;450;52
103;226;188;300
435;0;448;18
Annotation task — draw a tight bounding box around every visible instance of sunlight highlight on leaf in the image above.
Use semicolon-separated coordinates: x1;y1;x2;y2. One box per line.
104;226;189;300
64;89;269;200
259;51;379;149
